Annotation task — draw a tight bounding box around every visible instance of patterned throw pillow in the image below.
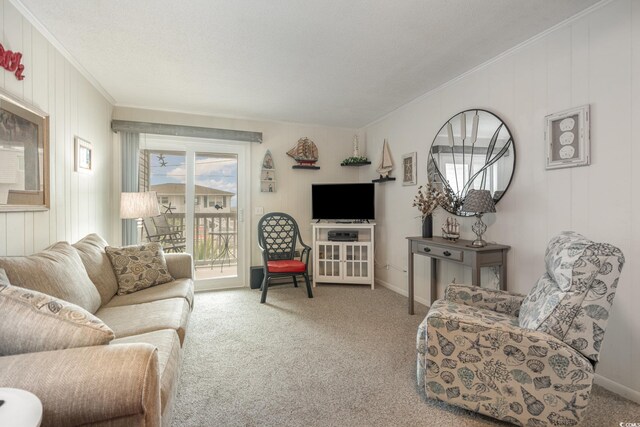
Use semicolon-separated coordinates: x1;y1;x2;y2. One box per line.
105;243;174;295
0;268;115;356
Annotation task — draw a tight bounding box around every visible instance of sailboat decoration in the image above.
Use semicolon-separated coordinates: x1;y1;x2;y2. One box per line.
260;150;276;193
372;139;396;182
287;137;320;169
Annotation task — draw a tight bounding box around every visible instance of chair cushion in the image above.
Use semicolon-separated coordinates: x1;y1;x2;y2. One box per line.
105;243;174;295
0;241;102;313
519;231;625;363
0;269;114;356
518;273;564;331
73;233;119;305
267;260;306;273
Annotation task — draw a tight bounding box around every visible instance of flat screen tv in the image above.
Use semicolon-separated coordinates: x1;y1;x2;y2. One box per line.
312;183;375;221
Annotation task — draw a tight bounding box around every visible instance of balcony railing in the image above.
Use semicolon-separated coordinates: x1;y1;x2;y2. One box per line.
159;212;238;268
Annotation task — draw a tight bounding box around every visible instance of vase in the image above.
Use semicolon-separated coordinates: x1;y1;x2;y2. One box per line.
422;215;433;238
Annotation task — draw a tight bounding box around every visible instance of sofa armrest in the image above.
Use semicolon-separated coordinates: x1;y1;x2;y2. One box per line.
444;283;526;317
0;344;161;427
165;253;194;279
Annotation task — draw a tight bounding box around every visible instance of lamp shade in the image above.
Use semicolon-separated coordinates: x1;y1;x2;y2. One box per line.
120;191;161;219
461;189;496;214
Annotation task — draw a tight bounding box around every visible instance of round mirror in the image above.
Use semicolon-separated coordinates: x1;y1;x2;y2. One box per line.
427;109;515;216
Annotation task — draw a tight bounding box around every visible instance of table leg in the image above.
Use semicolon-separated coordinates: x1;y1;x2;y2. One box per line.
430;258;437;306
501;249;508;291
408;241;414;315
471;255;480;287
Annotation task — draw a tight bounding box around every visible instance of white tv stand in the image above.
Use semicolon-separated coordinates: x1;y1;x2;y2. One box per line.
312;222;375;289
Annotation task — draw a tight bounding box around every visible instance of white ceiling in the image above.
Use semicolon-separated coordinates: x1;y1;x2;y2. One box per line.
16;0;600;128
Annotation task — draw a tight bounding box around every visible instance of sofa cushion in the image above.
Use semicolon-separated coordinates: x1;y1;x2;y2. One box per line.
103;278;194;309
0;269;114;356
106;243;174;295
96;298;190;345
0;242;101;313
519;231;625;363
112;329;181;414
73;233;119;305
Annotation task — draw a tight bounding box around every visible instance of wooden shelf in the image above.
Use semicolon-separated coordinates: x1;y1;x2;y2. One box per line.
372;176;396;183
292;165;320;170
341;161;371;167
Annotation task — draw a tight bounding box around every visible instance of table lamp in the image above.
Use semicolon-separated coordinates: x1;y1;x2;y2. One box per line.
120;191;161;242
461;189;496;247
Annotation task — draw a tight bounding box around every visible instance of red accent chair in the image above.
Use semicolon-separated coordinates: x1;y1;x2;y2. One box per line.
257;212;313;303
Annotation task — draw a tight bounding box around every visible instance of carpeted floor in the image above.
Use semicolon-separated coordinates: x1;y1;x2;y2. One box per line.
172;284;640;426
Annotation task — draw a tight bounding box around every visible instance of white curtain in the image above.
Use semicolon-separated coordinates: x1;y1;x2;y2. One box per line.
121;132;139;245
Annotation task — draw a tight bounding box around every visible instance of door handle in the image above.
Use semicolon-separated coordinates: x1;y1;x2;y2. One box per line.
443;251;451;256
423;247;431;253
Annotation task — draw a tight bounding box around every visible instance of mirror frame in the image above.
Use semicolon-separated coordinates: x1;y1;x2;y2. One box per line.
428;109;515;216
0;88;50;212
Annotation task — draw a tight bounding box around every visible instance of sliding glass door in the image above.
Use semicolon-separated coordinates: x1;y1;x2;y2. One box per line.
139;135;249;290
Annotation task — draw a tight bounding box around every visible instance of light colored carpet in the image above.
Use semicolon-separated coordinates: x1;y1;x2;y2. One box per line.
172;284;640;426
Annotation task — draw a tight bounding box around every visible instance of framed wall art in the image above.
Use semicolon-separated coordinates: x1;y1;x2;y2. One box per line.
0;89;50;212
402;152;417;186
74;136;93;173
545;105;590;170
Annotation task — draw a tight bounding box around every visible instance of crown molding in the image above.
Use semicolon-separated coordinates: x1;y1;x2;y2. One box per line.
9;0;116;105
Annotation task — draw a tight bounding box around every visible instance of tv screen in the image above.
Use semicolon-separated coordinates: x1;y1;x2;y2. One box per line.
312;183;375;221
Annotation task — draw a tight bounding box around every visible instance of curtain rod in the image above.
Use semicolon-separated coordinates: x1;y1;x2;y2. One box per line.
111;120;262;143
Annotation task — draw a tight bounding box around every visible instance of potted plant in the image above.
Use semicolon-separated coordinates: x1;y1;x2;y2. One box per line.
413;183;449;238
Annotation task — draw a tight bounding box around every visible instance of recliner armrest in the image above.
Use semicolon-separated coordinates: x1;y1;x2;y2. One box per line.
0;344;161;427
444;283;526;317
418;299;595;425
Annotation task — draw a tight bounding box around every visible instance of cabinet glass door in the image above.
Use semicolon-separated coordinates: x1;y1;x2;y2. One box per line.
318;243;341;279
345;243;369;280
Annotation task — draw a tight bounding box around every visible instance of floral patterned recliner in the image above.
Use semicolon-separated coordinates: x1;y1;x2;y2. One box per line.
417;231;625;426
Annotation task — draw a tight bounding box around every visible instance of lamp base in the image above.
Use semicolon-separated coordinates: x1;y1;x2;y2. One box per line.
467;238;488;248
468;214;489;248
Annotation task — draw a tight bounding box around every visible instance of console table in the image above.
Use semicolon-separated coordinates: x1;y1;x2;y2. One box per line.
406;236;510;314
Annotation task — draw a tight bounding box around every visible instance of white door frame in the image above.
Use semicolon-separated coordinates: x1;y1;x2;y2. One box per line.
140;134;250;291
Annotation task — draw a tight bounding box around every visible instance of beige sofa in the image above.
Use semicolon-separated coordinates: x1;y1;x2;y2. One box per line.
0;234;194;427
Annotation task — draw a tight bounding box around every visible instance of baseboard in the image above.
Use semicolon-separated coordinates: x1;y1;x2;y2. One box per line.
375;278;430;308
594;374;640;404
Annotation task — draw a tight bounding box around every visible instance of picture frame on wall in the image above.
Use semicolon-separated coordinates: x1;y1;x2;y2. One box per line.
402;152;417;186
0;88;50;212
545;105;590;170
74;136;93;173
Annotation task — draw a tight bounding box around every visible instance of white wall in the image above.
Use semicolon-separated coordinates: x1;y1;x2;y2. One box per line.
0;0;113;256
363;0;640;400
112;107;360;265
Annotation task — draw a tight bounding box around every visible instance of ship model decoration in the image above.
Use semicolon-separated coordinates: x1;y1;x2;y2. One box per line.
442;216;460;241
260;150;276;193
341;135;370;166
287;137;320;170
372;139;396;182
